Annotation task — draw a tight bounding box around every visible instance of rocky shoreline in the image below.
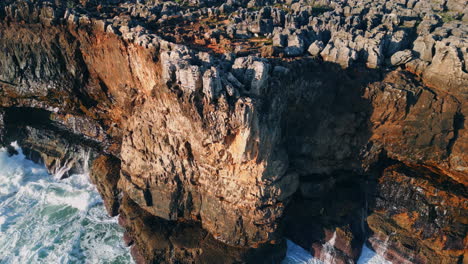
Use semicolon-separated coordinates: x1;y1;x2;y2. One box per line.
0;0;466;263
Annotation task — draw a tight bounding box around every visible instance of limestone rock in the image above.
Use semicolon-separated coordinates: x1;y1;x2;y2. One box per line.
389;49;413;66
308;40;325;56
0;0;467;263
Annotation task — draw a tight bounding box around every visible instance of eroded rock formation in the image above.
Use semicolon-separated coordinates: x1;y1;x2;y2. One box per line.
0;0;466;263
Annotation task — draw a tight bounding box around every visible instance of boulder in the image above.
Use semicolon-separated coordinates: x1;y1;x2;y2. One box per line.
389;49;413;66
308;40;325;56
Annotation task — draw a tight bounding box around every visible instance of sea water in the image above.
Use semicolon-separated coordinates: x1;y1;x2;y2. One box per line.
0;143;133;264
282;240;391;264
0;142;389;264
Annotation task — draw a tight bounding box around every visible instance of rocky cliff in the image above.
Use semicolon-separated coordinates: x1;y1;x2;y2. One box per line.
0;0;466;263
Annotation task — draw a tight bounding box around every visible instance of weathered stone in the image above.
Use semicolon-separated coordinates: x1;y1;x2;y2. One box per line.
1;0;467;263
367;164;467;264
307;40;325;56
389;49;413;66
118;194;287;264
202;67;223;100
90;155;121;216
284;33;305;57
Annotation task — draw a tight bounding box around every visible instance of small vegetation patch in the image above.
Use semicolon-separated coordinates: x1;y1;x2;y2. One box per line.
66;0;79;8
436;11;462;23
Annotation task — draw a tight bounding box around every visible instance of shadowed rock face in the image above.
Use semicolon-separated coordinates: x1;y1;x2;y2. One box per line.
367;164;467;264
118;194;287;264
0;0;466;263
90;155;121;216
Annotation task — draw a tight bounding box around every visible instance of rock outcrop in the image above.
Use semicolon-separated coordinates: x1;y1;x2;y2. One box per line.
367;164;467;264
0;0;466;263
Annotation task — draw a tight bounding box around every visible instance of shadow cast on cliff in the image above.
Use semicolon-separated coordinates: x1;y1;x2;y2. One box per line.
276;59;393;263
1;107;100;177
2;49;462;263
0;58;394;264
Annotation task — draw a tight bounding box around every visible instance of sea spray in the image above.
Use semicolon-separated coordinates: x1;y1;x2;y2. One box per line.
282;238;391;264
281;240;323;264
0;142;133;263
321;231;337;264
357;244;392;264
53;157;75;180
0;142;391;264
368;232;394;258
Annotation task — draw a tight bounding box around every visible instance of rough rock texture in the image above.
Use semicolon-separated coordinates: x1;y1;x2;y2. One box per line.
1;107;94;177
367;164;467;264
118;54;292;247
90;155;121;216
364;70;467;184
0;0;466;263
0;109;5;143
118;194;287;264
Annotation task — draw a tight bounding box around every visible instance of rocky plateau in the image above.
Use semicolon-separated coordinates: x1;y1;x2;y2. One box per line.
0;0;466;263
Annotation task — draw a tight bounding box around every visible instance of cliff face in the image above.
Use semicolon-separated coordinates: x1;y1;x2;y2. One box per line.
0;0;467;263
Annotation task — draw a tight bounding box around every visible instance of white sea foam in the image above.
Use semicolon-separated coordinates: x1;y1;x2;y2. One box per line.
0;142;133;264
321;231;337;264
357;244;392;264
282;240;324;264
283;239;392;264
0;142;392;264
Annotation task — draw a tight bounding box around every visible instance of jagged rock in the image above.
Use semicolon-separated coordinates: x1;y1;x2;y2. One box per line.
367;164;467;264
272;30;287;47
119;76;290;247
364;70;466;184
321;38;358;68
179;65;203;93
312;227;362;264
284;33;306;57
202;67;223;100
50;113;108;143
247;61;271;94
0;0;467;263
413;35;437;62
308;40;325;56
118;194;287;264
389;49;413;65
405;58;430;75
422;39;468;96
1;109;93;178
90;155;121;216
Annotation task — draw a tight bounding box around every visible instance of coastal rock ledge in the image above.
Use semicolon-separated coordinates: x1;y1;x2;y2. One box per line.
0;0;466;263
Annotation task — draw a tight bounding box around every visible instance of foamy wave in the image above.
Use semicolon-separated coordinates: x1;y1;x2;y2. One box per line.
0;144;48;197
282;240;324;264
45;188;92;211
0;142;133;263
357;244;392;264
283;239;392;264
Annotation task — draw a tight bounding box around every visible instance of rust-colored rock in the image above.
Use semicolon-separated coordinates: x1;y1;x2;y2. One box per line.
118;194;287;264
90;155;121;216
367;164;467;264
0;0;466;263
364;70;467;186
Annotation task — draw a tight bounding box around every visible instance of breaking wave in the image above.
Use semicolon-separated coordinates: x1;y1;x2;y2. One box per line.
0;142;389;264
282;239;391;264
0;142;133;263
